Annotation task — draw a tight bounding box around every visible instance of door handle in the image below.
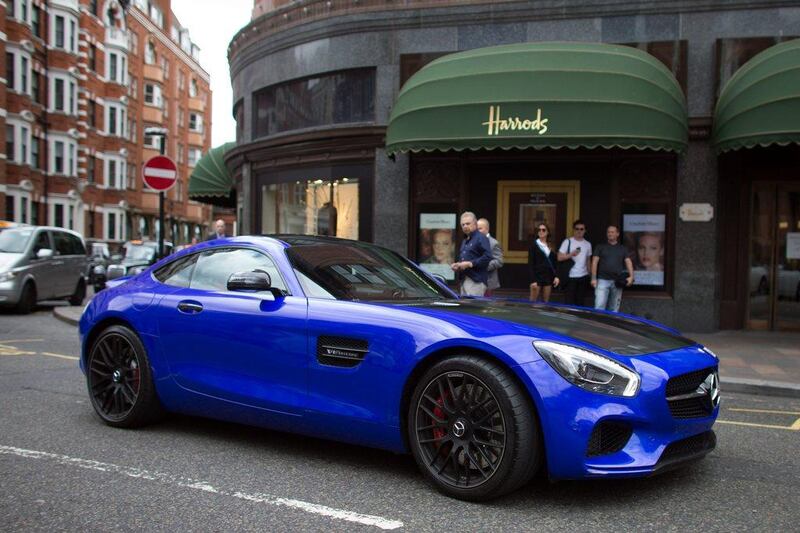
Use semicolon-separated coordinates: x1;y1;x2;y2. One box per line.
177;301;203;314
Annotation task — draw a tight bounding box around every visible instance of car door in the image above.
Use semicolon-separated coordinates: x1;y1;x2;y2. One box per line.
50;230;75;296
27;230;57;299
155;246;308;416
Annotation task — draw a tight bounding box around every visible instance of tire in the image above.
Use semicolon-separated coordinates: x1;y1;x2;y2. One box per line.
16;282;36;314
69;278;86;306
86;325;163;428
407;355;541;501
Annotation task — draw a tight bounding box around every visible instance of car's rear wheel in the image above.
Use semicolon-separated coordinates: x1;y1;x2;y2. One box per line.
69;278;86;306
16;282;36;314
86;325;163;428
408;355;541;500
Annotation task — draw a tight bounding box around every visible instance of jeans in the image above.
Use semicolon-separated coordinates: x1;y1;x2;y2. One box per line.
594;279;623;312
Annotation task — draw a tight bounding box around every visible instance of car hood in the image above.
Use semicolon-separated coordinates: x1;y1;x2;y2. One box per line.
0;252;22;271
380;298;695;357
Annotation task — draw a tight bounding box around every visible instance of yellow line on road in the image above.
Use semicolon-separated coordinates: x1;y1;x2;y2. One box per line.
717;420;799;431
40;352;79;361
728;408;800;416
0;339;44;343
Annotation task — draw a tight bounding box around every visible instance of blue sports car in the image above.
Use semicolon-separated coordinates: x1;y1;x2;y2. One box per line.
79;235;719;500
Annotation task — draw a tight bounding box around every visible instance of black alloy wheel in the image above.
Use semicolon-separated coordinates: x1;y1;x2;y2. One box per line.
408;356;541;500
86;325;162;428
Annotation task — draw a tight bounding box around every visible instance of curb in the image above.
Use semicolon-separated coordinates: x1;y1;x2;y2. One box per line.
52;306;81;327
720;377;800;399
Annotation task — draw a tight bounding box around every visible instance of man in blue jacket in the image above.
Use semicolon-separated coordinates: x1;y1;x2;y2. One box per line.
451;211;493;296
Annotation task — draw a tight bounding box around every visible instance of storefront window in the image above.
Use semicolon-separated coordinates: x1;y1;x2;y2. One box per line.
621;203;670;292
252;68;375;138
261;178;359;240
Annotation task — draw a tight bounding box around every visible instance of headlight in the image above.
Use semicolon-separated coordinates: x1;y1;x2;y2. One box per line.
533;341;640;397
93;265;106;275
0;270;16;282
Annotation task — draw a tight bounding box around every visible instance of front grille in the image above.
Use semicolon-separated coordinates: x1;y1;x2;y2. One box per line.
317;336;369;367
666;367;717;419
657;431;716;470
586;421;632;457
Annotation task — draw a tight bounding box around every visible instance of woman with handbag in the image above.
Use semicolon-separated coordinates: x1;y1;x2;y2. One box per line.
528;223;560;302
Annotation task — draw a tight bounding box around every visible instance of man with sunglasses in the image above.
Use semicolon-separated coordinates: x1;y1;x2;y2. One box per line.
557;219;593;306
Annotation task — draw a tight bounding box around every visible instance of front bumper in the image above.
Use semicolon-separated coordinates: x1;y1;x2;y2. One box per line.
517;345;719;480
0;278;23;305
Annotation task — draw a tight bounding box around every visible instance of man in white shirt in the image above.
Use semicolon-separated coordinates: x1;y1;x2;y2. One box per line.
557;219;592;306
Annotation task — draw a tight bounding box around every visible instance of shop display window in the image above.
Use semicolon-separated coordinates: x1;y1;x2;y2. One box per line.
621;202;671;293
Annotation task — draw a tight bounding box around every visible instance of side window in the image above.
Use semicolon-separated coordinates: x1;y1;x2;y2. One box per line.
32;232;50;254
190;248;288;293
69;234;86;255
154;254;198;288
52;231;72;255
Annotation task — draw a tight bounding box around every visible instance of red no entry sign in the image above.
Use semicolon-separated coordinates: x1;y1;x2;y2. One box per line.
142;155;178;191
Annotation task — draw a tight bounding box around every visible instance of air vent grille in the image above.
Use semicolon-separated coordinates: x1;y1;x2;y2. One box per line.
317;336;368;367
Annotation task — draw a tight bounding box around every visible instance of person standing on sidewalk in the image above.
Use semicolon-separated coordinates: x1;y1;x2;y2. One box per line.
558;219;592;306
591;225;634;312
477;218;504;297
451;211;493;297
528;223;560;302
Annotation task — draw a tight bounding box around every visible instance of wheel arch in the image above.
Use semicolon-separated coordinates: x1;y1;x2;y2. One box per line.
398;345;546;462
82;316;139;367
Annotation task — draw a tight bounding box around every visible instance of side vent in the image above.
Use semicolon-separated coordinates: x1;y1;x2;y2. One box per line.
317;336;369;367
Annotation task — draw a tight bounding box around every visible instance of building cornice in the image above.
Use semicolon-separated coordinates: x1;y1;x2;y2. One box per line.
229;0;800;77
127;8;210;84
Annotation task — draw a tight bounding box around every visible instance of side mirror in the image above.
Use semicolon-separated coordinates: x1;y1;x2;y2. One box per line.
227;269;284;298
36;248;54;259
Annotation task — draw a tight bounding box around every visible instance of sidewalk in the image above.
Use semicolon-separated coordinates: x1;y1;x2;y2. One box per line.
52;306;800;398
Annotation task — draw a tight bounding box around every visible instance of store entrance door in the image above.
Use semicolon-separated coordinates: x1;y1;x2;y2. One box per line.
747;183;800;331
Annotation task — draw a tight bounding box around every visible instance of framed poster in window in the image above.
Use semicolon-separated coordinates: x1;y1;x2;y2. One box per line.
418;213;457;281
621;203;670;291
496;180;580;264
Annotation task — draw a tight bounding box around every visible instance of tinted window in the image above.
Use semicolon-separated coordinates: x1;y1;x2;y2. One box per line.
32;231;50;254
68;234;85;255
285;241;451;302
252;68;375;138
190;248;287;293
52;231;72;255
154;254;198;288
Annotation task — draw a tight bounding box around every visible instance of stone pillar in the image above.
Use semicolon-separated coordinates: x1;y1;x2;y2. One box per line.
673;139;718;332
372;149;408;254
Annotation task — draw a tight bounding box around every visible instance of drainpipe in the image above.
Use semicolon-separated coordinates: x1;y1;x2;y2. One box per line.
41;0;50;225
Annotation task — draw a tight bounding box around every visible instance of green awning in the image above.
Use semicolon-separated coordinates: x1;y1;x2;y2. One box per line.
188;142;236;207
386;42;688;154
713;39;800;153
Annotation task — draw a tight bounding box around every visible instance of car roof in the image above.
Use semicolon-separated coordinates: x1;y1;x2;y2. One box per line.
4;225;85;240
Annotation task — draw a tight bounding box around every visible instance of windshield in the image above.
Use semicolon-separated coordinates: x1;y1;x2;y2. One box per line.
285;241;452;301
0;228;34;253
123;244;156;262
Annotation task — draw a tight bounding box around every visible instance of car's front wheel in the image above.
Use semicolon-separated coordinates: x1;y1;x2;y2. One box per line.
408;355;541;501
86;325;163;428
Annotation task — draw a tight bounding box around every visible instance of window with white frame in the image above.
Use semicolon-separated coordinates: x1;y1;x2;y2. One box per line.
189;78;198;98
104;209;126;241
189;112;203;133
143;130;163;151
49;198;75;229
104;155;127;190
144;83;162;108
49;73;78;115
10;0;32;25
5;120;32;165
6;191;33;224
149;3;163;27
50;10;79;54
107;50;127;84
188;147;202;167
49;135;78;177
145;40;156;64
5;49;32;95
105;102;127;137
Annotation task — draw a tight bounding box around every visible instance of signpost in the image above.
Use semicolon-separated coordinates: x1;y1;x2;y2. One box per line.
142;154;177;259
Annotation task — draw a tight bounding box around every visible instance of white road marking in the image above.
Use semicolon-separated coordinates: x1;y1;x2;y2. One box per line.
0;445;404;530
40;352;79;361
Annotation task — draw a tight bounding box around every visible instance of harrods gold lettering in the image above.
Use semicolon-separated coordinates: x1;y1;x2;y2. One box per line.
482;106;549;136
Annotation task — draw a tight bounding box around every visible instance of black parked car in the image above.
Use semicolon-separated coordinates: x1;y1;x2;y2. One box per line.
86;240;113;293
98;240;173;290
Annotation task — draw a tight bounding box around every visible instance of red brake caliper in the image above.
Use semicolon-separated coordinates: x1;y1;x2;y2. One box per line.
432;395;447;441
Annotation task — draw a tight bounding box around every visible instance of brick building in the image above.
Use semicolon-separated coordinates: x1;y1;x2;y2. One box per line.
2;0;213;247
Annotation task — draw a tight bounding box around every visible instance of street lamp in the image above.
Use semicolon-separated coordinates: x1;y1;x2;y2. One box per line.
144;126;168;258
